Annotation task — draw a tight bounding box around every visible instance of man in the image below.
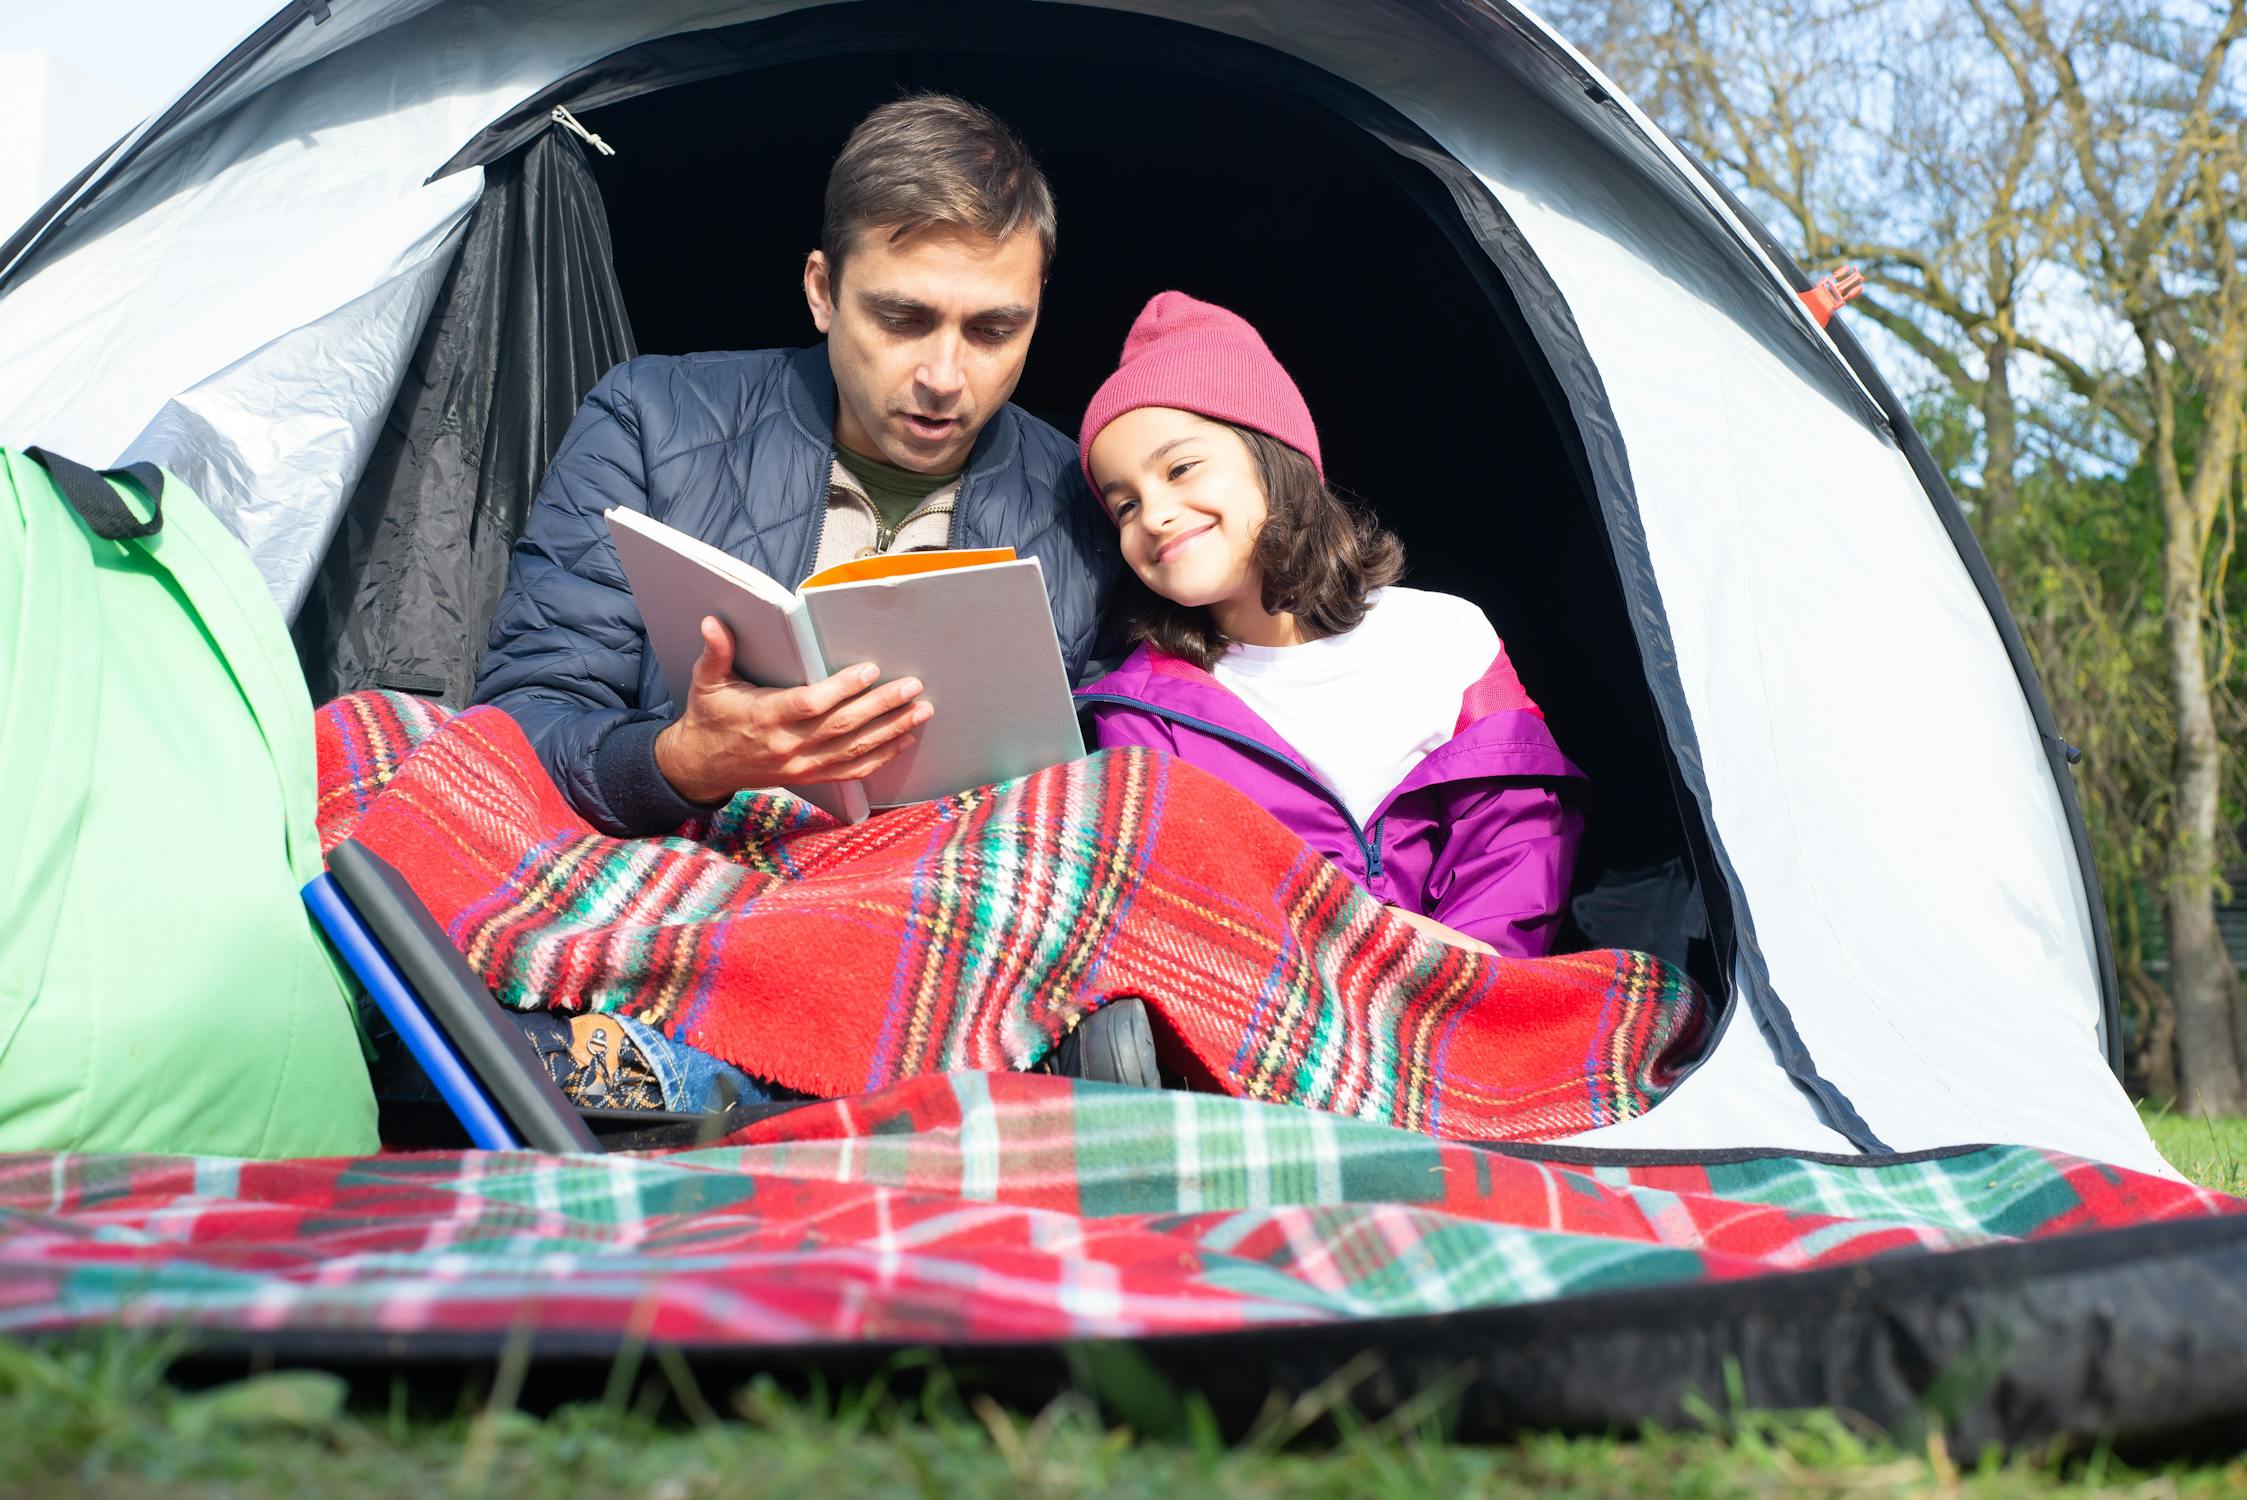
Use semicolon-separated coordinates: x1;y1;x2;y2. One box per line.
475;94;1116;835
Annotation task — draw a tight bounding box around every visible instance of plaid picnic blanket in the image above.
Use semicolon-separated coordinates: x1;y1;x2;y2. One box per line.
315;692;1706;1141
1;1074;2235;1347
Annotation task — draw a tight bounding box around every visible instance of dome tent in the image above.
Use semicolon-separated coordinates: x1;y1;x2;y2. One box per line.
0;0;2139;1169
2;0;2235;1446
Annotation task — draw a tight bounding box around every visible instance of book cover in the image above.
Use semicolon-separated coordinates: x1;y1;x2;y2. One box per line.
604;509;1083;821
800;554;1085;808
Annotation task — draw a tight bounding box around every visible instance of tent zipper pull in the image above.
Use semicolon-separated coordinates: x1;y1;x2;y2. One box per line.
550;106;616;157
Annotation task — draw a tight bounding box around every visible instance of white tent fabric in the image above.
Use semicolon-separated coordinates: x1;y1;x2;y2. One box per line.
0;0;2170;1176
1568;956;1857;1155
120;248;465;614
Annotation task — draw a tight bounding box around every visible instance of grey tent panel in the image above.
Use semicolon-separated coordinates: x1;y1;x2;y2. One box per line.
293;128;635;706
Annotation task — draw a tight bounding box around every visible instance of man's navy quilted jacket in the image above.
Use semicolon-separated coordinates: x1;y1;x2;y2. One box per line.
473;344;1118;835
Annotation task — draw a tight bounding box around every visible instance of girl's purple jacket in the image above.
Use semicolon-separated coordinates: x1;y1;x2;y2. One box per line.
1077;643;1589;957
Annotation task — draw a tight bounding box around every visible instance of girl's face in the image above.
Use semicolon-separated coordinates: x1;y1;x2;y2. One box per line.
1090;407;1268;613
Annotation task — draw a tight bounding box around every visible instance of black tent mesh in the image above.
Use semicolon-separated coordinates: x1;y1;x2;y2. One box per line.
293;128;635;706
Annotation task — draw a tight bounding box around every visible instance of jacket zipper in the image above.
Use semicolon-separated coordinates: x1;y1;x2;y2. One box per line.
875;492;955;553
818;448;960;556
803;455;833;579
1075;692;1387;878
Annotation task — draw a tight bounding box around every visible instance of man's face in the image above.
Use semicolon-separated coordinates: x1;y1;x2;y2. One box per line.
805;223;1043;474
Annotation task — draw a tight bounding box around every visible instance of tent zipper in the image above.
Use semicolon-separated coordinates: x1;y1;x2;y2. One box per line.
1074;692;1385;877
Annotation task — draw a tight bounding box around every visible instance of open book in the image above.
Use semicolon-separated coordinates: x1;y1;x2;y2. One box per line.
606;508;1085;822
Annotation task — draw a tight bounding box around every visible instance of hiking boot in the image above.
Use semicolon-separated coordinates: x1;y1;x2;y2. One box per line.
515;1011;668;1112
1042;998;1162;1089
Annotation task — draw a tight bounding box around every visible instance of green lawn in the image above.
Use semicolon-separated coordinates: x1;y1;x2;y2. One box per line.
9;1332;2247;1500
2139;1102;2247;1195
8;1117;2243;1499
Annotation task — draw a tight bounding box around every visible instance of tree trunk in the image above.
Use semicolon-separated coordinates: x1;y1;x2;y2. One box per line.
2158;454;2247;1115
2127;960;2178;1102
1977;339;2019;534
2133;304;2247;1116
2162;851;2241;1115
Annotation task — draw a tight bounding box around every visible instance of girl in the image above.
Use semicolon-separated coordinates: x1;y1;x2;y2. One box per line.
1075;292;1586;958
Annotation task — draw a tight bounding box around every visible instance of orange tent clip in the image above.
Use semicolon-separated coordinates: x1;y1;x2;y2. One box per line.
1798;265;1864;327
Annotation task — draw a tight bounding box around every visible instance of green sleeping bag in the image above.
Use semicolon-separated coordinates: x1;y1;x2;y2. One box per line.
0;447;377;1157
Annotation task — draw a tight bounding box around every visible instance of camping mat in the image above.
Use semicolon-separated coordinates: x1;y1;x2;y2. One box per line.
315;691;1708;1141
0;1073;2236;1347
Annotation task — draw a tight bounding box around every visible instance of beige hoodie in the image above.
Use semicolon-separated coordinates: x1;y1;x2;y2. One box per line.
811;457;958;573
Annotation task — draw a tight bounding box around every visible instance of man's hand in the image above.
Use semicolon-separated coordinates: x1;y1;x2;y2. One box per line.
653;615;930;805
1386;906;1498;957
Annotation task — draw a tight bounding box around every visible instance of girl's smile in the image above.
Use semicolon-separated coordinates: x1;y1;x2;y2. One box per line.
1155;521;1216;563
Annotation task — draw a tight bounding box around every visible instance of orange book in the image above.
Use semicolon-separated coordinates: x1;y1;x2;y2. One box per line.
605;509;1084;823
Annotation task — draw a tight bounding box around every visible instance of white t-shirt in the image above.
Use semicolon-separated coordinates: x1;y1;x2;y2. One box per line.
1212;587;1500;825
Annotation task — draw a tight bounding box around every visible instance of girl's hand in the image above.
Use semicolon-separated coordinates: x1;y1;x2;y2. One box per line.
1385;906;1498;957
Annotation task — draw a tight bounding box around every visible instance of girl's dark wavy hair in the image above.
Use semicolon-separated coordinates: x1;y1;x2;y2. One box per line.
1127;423;1405;669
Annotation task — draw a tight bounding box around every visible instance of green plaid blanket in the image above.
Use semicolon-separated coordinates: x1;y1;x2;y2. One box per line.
1;1075;2232;1346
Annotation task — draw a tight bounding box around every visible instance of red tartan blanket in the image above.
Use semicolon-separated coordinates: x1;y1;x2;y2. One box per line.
315;691;1707;1140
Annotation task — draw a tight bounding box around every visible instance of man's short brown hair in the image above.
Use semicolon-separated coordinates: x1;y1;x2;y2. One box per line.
821;93;1057;279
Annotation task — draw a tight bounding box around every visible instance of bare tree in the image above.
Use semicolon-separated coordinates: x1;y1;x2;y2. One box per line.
1559;0;2247;1106
1993;0;2247;1112
1551;0;2107;528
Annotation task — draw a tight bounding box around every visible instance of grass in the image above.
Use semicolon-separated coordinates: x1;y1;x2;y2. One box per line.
5;1117;2242;1498
7;1331;2247;1500
2139;1102;2247;1194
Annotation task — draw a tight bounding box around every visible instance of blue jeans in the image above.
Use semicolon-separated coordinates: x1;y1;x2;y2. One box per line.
613;1015;797;1110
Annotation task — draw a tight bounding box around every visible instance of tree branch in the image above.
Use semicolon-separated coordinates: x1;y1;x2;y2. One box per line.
1848;293;1980;398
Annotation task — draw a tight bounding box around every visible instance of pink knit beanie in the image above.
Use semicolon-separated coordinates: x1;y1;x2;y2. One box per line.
1079;292;1322;487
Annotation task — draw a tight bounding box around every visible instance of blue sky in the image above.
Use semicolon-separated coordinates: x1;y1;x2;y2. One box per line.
0;0;281;229
3;0;282;108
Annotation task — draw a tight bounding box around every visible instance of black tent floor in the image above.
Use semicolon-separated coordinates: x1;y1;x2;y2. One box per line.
151;1209;2247;1459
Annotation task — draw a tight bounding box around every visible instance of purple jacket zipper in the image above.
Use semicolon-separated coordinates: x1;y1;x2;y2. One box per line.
1074;691;1387;877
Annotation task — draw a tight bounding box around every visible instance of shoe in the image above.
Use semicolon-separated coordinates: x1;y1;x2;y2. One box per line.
1043;997;1162;1089
515;1011;667;1112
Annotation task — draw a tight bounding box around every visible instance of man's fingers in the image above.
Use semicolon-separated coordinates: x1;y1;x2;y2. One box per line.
811;675;926;739
818;697;930;766
780;662;883;720
781;697;927;778
802;732;919;787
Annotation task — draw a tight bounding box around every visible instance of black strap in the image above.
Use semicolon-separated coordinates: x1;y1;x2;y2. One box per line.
25;446;164;540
